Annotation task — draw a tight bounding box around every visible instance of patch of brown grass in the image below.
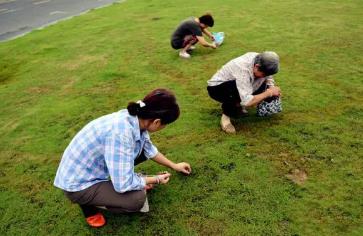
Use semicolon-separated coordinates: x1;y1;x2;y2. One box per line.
60;54;107;71
286;169;308;185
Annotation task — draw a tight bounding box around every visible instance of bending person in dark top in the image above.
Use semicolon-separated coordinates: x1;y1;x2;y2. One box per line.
171;13;217;59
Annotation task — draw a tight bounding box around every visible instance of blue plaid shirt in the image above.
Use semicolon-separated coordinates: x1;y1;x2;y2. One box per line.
54;109;159;193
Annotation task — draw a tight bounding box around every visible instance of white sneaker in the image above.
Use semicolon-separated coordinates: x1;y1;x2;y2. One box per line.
189;46;196;50
179;51;191;59
139;196;149;213
220;114;236;134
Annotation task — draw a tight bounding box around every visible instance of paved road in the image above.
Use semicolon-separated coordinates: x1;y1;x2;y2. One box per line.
0;0;122;42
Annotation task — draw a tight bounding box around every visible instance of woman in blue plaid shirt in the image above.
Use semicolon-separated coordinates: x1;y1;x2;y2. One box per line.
54;88;191;227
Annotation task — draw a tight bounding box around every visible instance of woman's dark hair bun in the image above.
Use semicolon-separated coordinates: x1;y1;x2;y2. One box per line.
126;88;180;125
127;102;140;116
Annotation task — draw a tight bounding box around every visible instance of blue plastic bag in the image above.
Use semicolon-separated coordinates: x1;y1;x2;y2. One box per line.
212;32;225;46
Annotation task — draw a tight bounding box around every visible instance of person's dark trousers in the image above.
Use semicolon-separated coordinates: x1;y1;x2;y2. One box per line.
64;152;149;217
207;80;267;117
207;80;243;118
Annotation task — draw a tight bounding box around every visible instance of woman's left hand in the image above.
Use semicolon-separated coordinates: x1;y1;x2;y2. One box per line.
174;162;192;175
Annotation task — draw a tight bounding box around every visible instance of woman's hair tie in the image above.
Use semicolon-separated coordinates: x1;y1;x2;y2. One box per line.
136;100;146;108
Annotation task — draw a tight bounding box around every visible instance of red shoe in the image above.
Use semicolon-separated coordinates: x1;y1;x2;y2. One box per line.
86;212;106;228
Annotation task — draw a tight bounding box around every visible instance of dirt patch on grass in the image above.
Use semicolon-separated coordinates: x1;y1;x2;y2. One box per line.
188;217;225;235
286;169;308;185
27;86;51;94
61;55;107;71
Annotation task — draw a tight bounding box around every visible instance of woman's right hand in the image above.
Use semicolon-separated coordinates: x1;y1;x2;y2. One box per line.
157;172;171;184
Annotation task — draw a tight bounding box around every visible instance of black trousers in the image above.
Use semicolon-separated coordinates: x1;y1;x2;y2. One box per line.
207;80;267;117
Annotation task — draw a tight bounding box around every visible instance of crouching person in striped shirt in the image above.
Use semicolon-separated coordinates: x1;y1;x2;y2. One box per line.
207;51;282;134
54;88;191;228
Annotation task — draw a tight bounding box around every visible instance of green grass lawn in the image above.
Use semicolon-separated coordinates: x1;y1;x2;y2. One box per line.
0;0;362;235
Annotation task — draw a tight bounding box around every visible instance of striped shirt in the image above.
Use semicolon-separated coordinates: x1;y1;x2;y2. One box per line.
207;52;275;105
54;109;158;193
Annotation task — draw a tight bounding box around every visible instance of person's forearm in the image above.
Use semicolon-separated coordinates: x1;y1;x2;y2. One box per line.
199;40;213;47
197;36;214;48
144;176;159;185
202;43;214;48
151;152;176;169
203;29;212;38
245;90;272;107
